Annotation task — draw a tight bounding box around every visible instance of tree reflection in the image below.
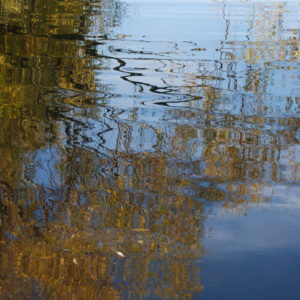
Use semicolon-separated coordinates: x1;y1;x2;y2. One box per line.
0;0;299;299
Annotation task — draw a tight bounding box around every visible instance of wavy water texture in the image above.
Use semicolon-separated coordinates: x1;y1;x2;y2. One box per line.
0;1;299;299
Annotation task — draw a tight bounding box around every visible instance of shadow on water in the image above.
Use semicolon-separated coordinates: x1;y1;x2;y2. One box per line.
0;0;299;299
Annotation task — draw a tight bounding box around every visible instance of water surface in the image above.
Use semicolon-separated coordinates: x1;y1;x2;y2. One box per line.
0;0;299;299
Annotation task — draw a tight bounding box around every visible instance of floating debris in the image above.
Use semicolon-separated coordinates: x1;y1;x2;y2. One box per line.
116;251;125;258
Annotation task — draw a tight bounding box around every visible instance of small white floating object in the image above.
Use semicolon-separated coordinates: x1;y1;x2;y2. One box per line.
73;258;78;265
116;251;125;258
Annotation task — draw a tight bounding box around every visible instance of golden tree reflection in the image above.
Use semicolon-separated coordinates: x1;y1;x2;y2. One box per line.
0;0;299;299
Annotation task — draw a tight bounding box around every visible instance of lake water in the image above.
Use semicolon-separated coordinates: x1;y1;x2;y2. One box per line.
0;0;299;299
